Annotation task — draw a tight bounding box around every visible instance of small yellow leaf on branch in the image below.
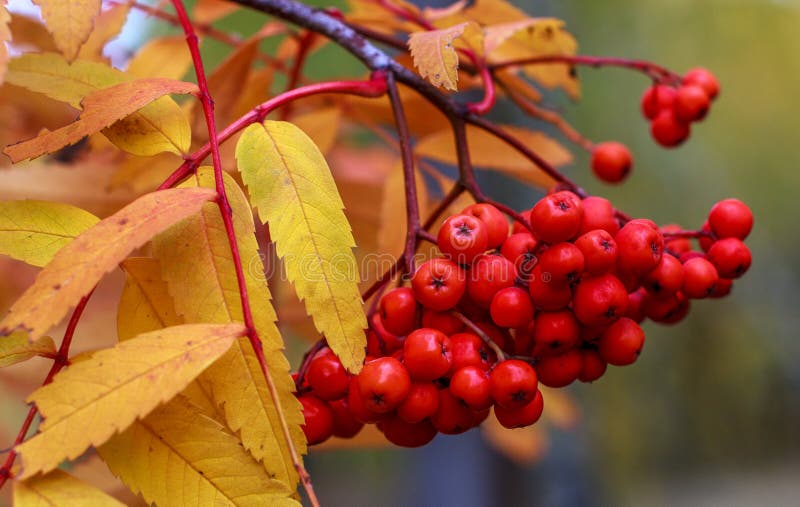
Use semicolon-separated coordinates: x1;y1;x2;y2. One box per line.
0;332;55;368
15;323;245;479
13;469;124;506
32;0;102;62
0;187;216;341
408;21;482;91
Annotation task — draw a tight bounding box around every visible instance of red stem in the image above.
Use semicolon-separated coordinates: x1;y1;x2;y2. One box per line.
281;31;316;120
490;55;682;84
662;229;714;240
465;53;496;115
169;2;319;504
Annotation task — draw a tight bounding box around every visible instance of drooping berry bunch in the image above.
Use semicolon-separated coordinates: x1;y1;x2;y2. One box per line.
295;191;753;448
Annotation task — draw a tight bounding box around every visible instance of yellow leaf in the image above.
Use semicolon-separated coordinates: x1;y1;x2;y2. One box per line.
483;19;542;56
437;0;526;26
230;66;273;120
415;124;571;187
5;53;193;155
345;0;418;35
153;168;305;487
0;200;99;267
8;13;57;53
0;187;216;341
32;0;101;61
117;257;181;342
193;0;240;24
481;410;547;464
13;469;124;506
76;2;130;62
495;69;542;103
291;106;342;154
15;323;244;479
0;0;10;85
407;21;481;91
4;78;198;162
378;161;429;256
126;36;192;80
236;121;367;372
109;152;184;193
100;396;298;507
0;332;55;368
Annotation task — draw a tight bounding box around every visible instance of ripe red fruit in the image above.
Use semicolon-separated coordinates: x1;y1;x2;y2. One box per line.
421;308;464;335
530;191;583;243
403;328;452;381
578;196;619;236
466;254;517;308
683;67;720;100
572;273;629;327
437;213;489;264
699;222;715;252
329;398;364;438
489;359;538;409
528;265;573;311
662;224;693;254
397;382;440;424
708;198;753;240
616;221;664;275
643;254;685;296
599;318;646;366
378;287;418;336
501;232;539;279
644;291;690;324
431;388;475;435
537;242;585;285
490;287;534;328
535;349;582;388
641;85;677;120
412;258;466;311
532;310;580;356
626;288;647;323
357;357;411;413
682;257;719;299
462;203;508;249
494;389;544;429
347;376;384;423
306;350;349;401
450;366;492;410
448;333;496;373
674;85;710;122
578;349;607;383
511;208;533;235
591;141;633;183
711;278;733;298
299;395;334;445
473;321;512;354
367;313;403;356
378;416;438;448
706;238;752;278
651;109;691;148
574;230;617;275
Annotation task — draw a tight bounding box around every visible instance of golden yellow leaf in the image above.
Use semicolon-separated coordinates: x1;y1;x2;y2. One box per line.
153;168;305;487
76;2;129;62
483;19;542;56
32;0;101;61
481;411;547;464
5;53;193;155
436;0;526;26
117;257;181;342
100;396;298;507
13;469;124;507
8;13;57;53
236;121;367;372
109;152;184;194
291;106;342;155
495;68;542;103
230;66;273;120
194;0;240;24
0;0;10;85
126;36;192;80
0;200;99;267
0;332;55;368
415;124;571;187
378;160;429;256
15;323;244;479
345;0;417;35
0;187;216;341
407;21;481;91
4;78;198;163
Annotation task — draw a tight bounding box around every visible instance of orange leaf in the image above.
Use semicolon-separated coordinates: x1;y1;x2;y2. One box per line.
77;2;130;62
408;22;482;91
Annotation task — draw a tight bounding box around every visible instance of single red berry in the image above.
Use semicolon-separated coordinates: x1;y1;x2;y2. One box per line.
679;250;706;264
643;254;685;296
511;321;536;356
306;350;350;401
651;109;691;148
490;287;534;328
357;357;411;413
378;416;438;448
494;389;544;429
448;332;496;374
403;328;452;381
378;287;418;336
347;376;384;423
412;258;466;311
625;288;647;323
662;224;693;254
575;229;618;275
573;273;629;327
578;196;619;236
674;84;710;122
367;313;404;356
532;310;580;356
708;198;753;240
530;191;583;243
591;141;633;183
616;221;664;275
578;349;607;383
706;238;752;278
682;257;719;299
473;321;513;354
528;265;573;311
501;232;539;280
329;398;364;438
711;278;733;298
643;291;690;324
299;395;334;445
421;308;464;335
437;213;489;264
599;318;646;366
641;84;678;120
466;254;517;308
537;242;585;285
450;366;492;410
511;208;533;235
683;67;720;100
489;359;538;409
462;203;509;249
397;381;440;424
431;388;475;435
535;349;583;388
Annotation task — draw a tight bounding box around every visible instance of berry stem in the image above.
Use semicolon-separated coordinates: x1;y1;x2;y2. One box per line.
451;310;507;362
465;54;497;115
662;229;714;240
294;339;327;390
490;55;682;84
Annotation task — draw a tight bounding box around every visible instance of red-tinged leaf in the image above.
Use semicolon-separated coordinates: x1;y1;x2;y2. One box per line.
408;22;482;91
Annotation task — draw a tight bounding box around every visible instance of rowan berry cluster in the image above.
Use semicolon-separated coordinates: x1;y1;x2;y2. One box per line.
295;191;753;448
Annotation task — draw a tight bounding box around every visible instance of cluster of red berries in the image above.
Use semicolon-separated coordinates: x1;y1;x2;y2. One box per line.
295;194;753;448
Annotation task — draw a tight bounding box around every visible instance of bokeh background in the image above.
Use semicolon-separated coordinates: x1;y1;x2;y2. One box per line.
1;0;798;506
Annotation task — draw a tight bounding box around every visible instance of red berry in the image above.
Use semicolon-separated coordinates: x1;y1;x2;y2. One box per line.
329;398;364;438
616;221;664;275
641;85;677;120
575;229;618;275
699;222;715;252
397;381;440;424
662;224;693;254
367;313;403;356
412;258;466;311
674;85;710;122
528;265;573;311
643;291;690;324
378;416;438;448
591;141;633;183
578;196;619;236
421;308;464;335
431;388;475;435
357;357;411;413
494;389;544;429
682;257;719;299
651;109;690;148
599;318;645;366
448;333;496;374
625;288;647;323
535;349;582;388
532;310;580;356
299;395;334;445
708;198;753;240
501;232;539;279
306;350;349;401
578;349;607;383
462;203;509;249
511;208;532;235
573;273;629;327
490;287;534;328
643;254;685;296
403;328;452;381
530;191;583;243
437;214;489;264
450;366;492;410
711;278;733;298
473;321;513;354
466;254;517;308
490;359;538;409
538;242;584;285
683;67;720;100
706;238;752;278
347;376;384;423
378;287;418;336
